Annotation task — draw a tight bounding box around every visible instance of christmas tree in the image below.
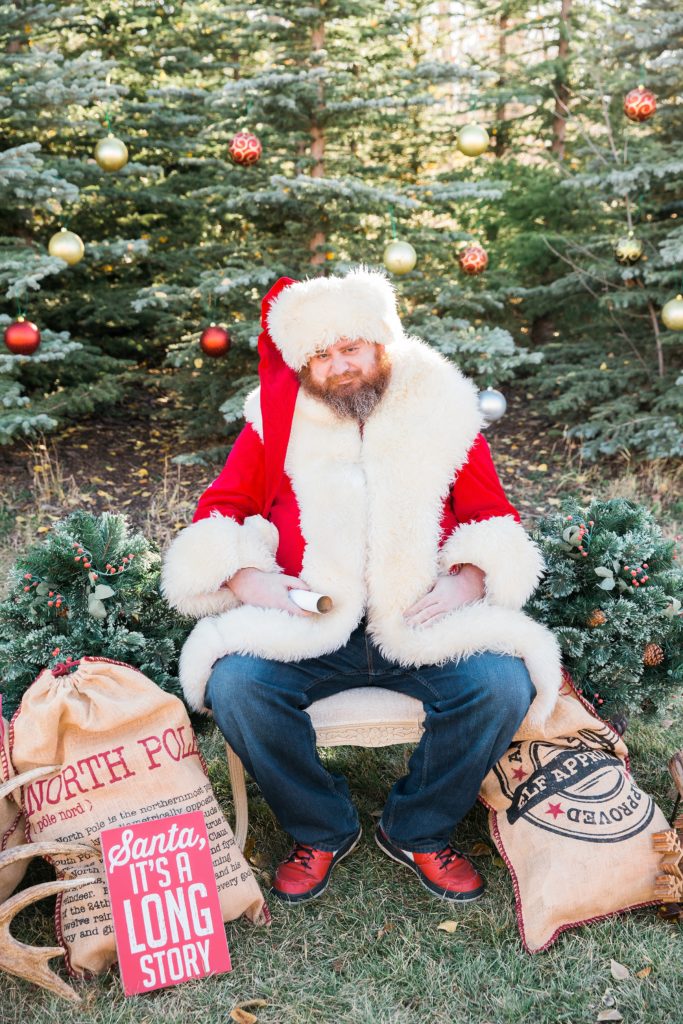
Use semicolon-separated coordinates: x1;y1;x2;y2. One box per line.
526;497;683;715
0;510;191;717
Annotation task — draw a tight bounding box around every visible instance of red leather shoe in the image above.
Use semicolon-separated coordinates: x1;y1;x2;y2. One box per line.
375;825;485;902
272;827;362;904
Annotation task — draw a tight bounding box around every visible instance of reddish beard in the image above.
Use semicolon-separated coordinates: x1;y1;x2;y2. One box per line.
299;351;392;421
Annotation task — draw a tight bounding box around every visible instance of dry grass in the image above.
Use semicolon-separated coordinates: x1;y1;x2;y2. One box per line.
141;455;197;551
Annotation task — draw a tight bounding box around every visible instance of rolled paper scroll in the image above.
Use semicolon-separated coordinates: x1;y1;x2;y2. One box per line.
288;589;333;614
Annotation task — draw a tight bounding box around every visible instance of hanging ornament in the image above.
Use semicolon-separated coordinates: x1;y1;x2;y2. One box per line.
48;228;85;266
456;123;490;158
383;240;417;275
614;231;643;266
661;295;683;331
643;642;664;667
478;386;507;426
94;134;129;172
200;324;231;357
228;131;262;166
458;242;489;275
623;85;657;123
586;609;607;628
3;317;41;355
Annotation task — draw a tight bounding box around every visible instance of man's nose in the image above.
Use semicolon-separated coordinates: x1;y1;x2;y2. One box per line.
329;352;351;374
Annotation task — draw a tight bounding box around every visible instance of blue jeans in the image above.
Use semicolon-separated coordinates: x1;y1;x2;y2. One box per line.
205;622;535;852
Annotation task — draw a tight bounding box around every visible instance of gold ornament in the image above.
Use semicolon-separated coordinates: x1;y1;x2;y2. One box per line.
94;134;129;172
643;642;664;667
661;295;683;331
614;232;643;266
47;228;85;266
383;239;417;275
586;609;607;628
456;123;490;157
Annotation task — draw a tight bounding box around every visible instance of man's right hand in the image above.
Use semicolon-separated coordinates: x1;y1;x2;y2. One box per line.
221;567;314;617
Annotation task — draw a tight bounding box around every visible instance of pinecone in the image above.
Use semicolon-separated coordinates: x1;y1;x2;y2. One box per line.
586;608;607;628
643;642;665;667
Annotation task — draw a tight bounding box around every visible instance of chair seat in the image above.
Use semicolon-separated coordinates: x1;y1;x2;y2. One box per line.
307;687;425;747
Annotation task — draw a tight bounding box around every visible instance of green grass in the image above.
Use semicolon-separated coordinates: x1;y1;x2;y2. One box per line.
1;719;681;1024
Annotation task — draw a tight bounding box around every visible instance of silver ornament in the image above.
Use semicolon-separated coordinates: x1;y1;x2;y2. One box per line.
479;386;507;427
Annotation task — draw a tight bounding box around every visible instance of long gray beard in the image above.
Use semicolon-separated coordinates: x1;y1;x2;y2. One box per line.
314;380;387;422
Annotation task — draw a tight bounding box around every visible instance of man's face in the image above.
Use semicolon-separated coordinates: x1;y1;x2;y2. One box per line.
299;337;391;421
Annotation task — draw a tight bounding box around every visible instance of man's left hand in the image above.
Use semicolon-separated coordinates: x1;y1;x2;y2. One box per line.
403;564;486;627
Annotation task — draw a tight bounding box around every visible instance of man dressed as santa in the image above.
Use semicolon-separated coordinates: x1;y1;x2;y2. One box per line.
161;266;562;905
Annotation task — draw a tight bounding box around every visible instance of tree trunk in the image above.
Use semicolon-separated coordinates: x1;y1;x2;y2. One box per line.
550;0;572;160
309;19;326;267
495;12;509;156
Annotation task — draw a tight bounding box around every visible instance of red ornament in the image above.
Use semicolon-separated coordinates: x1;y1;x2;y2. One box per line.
458;243;489;276
200;324;231;358
228;131;262;166
623;85;657;122
4;317;41;355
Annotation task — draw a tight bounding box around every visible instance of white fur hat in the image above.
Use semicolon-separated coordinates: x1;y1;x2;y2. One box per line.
265;265;404;371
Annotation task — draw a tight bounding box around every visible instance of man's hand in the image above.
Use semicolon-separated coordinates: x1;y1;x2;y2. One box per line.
403;564;486;627
221;567;314;617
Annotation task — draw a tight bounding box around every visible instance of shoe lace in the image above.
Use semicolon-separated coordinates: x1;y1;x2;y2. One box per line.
284;842;317;872
434;845;469;871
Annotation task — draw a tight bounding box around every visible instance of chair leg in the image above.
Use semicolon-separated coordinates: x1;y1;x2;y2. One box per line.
225;741;249;852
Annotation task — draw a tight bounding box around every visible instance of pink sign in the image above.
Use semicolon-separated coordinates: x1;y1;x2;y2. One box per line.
101;810;231;995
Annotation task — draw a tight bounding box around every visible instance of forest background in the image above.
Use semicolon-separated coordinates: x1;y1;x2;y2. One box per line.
0;2;682;1023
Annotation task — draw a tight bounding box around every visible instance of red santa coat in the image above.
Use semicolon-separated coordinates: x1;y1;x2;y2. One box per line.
162;334;562;723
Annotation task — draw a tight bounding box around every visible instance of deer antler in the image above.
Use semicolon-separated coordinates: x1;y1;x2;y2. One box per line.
0;765;61;804
0;842;97;1002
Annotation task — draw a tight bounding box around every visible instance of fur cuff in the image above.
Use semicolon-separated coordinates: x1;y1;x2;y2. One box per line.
161;513;280;618
439;515;545;610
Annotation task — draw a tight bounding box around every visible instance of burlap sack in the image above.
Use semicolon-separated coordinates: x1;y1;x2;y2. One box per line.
0;717;27;903
10;657;268;977
481;671;670;952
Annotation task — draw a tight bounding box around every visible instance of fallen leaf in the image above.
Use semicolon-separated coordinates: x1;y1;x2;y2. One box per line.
661;718;674;729
437;920;458;933
376;921;395;939
236;1000;268;1011
636;966;652;978
468;841;492;857
597;1011;623;1022
248;851;270;870
331;957;345;973
36;525;50;533
610;959;630;980
230;1009;257;1024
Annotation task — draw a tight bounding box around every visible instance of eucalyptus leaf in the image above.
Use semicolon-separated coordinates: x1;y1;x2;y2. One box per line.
35;582;50;595
93;584;115;600
594;567;614;578
597;577;616;590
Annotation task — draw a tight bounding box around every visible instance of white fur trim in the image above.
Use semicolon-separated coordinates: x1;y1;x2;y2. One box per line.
438;515;546;610
266;266;403;370
161;513;280;619
179;335;562;725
